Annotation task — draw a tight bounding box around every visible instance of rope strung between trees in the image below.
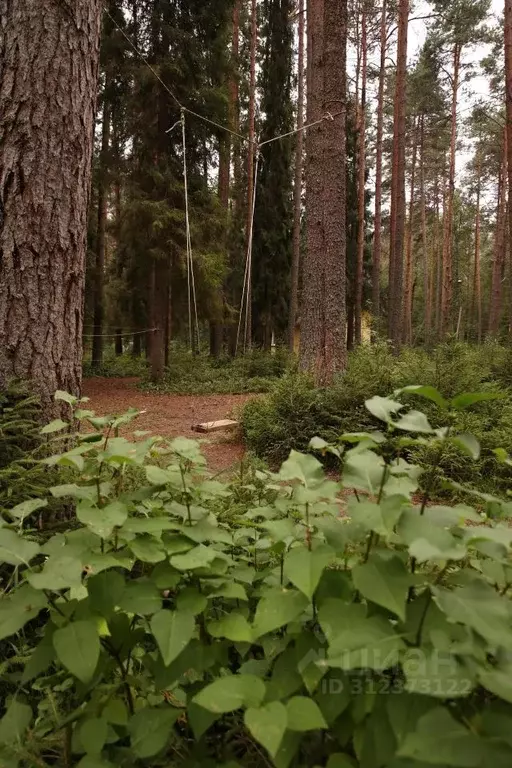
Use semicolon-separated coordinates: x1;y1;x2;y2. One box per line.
82;328;158;339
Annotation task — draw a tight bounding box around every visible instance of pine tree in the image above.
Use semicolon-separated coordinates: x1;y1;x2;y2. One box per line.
0;0;102;415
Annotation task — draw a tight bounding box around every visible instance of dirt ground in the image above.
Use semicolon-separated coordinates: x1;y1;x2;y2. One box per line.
82;377;255;473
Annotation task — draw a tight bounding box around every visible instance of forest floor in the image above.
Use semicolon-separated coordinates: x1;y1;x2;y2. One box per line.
82;377;254;472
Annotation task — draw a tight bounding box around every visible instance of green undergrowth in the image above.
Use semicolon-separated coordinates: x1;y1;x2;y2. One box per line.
141;346;293;395
241;341;512;497
82;351;149;379
3;387;512;765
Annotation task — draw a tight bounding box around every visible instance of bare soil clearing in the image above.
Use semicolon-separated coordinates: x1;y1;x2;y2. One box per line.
82;377;254;472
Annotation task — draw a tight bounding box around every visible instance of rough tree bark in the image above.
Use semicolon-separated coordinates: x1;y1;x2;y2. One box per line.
245;0;258;352
506;0;512;339
0;0;102;414
420;115;431;341
472;153;482;342
354;1;367;346
300;0;347;384
372;0;387;327
489;150;507;337
288;0;305;352
403;116;418;345
439;43;461;339
388;0;409;346
92;99;111;369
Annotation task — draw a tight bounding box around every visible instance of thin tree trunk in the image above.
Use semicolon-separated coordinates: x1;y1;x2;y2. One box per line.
420;115;430;341
149;259;168;382
245;0;258;352
355;2;367;346
388;0;409;346
403;115;418;345
288;0;305;352
506;0;512;341
92;99;110;369
372;0;386;328
0;0;102;415
439;43;461;339
228;0;241;357
489;151;507;336
472;154;482;342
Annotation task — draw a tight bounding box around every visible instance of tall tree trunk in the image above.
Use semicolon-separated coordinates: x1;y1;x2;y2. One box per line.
245;0;258;352
228;0;241;356
472;154;482;342
489;153;507;336
354;2;367;346
92;99;111;369
439;43;461;339
403;116;418;345
420;115;430;341
388;0;409;346
288;0;305;352
300;0;347;384
506;0;512;340
372;0;387;328
149;259;168;382
0;0;102;415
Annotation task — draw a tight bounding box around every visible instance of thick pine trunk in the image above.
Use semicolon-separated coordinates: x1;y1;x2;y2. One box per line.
149;259;168;382
372;0;386;328
403;116;418;345
506;0;512;340
228;0;241;357
245;0;258;352
300;0;347;384
288;0;305;352
388;0;409;346
354;4;367;346
439;44;461;339
0;0;102;414
92;100;110;369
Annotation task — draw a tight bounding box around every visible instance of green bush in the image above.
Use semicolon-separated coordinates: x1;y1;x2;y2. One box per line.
82;350;149;378
2;389;512;766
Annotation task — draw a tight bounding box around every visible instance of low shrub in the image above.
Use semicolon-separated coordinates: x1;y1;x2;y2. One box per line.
2;389;512;766
82;350;149;378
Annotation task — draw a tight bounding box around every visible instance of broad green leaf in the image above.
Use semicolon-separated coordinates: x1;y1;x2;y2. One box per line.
128;707;180;758
252;588;309;638
146;465;177;485
434;581;512;650
76;757;115;768
478;660;512;703
151;561;181;590
118;578;162;615
77;500;128;539
286;696;327;731
170;436;203;462
208;612;253;642
87;571;125;617
171;544;216;570
6;498;47;521
326;756;358;768
54;390;77;405
263;518;298;543
22;626;55;682
395;385;448;409
314;671;351;725
386;692;436;743
403;650;474;698
79;718;108;755
0;700;32;745
397;707;484;766
352;553;412;621
451;433;480;460
128;535;166;563
347;497;403;538
393;410;434;434
150;610;195;666
278;450;324;486
27;554;82;591
103;699;128;726
50;484;98;501
343;450;385;495
0;529;39;566
0;585;48;641
179;520;232;545
188;702;219;739
41;418;68;434
53;621;100;683
266;648;303;701
318;599;405;670
397;509;467;562
245;702;287;758
176;587;207;614
283;545;334;599
365;395;403;423
193;675;266;714
208;582;248;601
450;391;504;410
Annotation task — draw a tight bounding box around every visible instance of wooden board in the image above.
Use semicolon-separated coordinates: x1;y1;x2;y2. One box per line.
192;419;239;434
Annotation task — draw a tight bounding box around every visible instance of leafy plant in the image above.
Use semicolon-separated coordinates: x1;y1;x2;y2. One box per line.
2;386;512;766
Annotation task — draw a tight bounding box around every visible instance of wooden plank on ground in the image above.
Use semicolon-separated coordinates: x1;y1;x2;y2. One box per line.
192;419;239;433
